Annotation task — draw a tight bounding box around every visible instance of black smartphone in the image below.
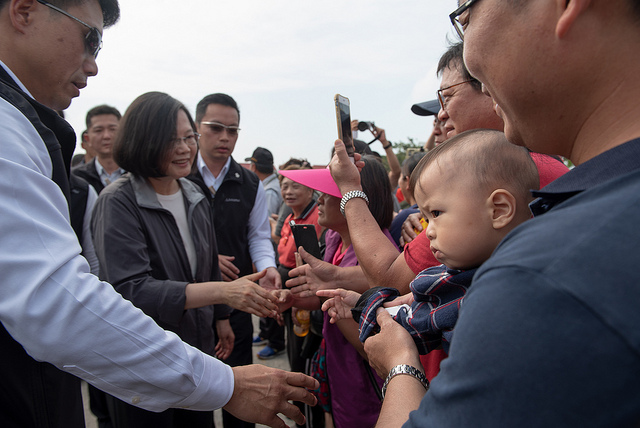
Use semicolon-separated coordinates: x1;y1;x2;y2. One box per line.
290;222;322;260
334;94;355;161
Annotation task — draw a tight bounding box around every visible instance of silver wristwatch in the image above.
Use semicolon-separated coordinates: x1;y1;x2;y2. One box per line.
339;190;369;216
381;364;429;400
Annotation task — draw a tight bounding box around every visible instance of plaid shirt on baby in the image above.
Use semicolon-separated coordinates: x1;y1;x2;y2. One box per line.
356;265;476;354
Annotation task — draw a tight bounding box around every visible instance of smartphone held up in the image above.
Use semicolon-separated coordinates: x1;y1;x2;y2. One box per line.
334;94;355;162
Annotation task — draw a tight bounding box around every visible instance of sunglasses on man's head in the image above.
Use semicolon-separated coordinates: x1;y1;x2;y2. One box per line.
36;0;103;58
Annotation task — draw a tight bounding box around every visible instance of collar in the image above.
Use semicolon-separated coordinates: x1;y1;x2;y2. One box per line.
530;138;640;216
262;173;278;186
130;174;205;209
295;200;317;220
95;158;125;177
197;153;231;180
0;60;33;97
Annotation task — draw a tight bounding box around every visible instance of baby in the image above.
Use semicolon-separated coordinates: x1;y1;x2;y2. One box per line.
319;129;568;354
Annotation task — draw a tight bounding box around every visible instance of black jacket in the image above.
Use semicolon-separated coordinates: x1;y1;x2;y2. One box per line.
72;158;105;194
91;174;230;353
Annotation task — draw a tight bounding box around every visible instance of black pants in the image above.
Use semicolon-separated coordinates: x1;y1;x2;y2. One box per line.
258;316;285;350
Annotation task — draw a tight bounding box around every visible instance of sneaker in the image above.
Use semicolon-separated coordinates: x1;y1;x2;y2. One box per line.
252;335;267;346
257;345;284;360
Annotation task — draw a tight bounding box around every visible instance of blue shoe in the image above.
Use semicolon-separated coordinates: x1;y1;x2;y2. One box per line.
257;345;284;360
252;335;267;346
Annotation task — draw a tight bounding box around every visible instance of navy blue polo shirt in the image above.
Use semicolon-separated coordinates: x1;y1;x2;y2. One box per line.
404;139;640;427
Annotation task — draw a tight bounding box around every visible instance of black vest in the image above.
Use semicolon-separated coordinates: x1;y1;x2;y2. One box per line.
0;67;85;428
189;157;260;277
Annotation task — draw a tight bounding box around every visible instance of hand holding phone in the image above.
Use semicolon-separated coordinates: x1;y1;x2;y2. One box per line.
334;94;355;162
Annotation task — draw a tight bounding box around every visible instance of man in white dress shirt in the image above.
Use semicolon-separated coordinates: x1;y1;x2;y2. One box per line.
0;1;316;427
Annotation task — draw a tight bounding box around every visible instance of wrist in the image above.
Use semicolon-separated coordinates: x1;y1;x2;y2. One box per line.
383;142;392;150
340;190;369;216
382;364;429;400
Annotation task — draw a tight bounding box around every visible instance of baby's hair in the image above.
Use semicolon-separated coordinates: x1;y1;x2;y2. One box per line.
410;129;539;206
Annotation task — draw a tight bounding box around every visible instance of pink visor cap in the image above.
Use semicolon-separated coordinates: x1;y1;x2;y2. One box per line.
529;152;570;189
278;168;342;198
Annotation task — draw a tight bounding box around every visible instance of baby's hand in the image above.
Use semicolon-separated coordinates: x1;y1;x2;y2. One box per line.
317;289;361;324
383;292;414;308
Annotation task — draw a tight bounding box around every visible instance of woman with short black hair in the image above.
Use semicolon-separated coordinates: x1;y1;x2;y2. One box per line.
92;92;278;428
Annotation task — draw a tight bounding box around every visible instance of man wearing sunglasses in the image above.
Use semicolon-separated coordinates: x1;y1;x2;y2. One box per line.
189;93;281;428
0;2;317;427
369;0;640;427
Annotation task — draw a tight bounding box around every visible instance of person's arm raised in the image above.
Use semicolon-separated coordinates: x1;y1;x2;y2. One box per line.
329;140;416;294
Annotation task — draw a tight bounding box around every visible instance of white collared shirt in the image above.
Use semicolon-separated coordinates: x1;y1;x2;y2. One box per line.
94;158;125;187
0;62;234;412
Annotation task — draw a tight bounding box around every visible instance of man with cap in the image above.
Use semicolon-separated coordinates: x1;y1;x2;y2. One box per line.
411;99;445;150
245;147;286;360
246;147;282;218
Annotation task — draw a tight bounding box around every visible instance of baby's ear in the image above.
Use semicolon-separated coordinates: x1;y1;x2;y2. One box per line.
488;189;517;230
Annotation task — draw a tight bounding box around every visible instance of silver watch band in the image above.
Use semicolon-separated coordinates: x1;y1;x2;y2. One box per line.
339;190;369;216
381;364;429;400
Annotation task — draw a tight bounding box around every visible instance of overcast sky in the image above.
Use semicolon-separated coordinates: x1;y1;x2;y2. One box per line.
65;0;459;167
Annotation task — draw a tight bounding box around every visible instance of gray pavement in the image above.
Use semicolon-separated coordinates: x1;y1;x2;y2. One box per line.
83;314;293;428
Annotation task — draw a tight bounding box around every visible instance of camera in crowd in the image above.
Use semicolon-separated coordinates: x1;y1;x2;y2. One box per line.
357;121;376;132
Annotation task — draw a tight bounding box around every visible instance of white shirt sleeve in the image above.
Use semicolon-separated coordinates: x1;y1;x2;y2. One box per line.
0;98;234;412
247;182;277;272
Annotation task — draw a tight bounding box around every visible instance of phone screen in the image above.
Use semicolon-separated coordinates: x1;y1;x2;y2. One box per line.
334;94;355;161
290;223;322;260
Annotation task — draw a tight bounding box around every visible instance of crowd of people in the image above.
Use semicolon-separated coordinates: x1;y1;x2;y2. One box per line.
2;0;640;428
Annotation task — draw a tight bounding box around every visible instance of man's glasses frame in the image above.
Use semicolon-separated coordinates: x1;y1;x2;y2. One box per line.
200;121;241;136
437;80;473;111
450;0;480;40
36;0;103;58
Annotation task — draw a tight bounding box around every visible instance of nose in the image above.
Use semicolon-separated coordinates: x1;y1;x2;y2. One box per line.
318;193;325;205
426;222;435;241
84;54;98;77
437;107;449;122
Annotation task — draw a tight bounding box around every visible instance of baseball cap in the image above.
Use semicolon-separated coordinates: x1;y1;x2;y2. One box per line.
245;147;274;169
411;99;440;117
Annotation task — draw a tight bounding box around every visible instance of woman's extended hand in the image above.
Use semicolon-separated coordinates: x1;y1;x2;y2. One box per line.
317;288;361;324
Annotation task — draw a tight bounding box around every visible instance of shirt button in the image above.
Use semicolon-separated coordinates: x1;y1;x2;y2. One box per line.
131;396;141;405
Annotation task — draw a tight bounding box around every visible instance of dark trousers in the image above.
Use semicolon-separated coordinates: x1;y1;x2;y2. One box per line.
105;394;213;428
0;324;85;428
89;384;113;428
258;316;285;350
221;310;254;428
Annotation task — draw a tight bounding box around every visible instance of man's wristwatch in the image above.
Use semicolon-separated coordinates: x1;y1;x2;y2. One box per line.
381;364;429;400
340;190;369;216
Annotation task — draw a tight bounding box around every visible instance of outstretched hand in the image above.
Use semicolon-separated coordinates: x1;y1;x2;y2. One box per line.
317;288;361;324
286;247;338;297
224;365;319;428
223;270;279;317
